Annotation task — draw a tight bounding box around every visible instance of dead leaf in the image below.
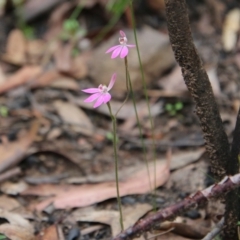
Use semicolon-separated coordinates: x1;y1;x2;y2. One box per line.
53;100;94;136
0;209;34;240
70;95;162;120
1;181;28;195
158;66;186;93
0;224;35;240
222;8;240;51
46;127;62;140
22;159;169;211
158;221;208;239
54;42;73;73
36;225;58;240
66;148;204;184
0;195;21;211
0;66;42;94
207;68;222;96
23;0;68;21
147;0;165;12
2;29;26;65
26;39;46;64
170;148;205;170
69;54;89;79
0;121;39;172
29;69;61;88
73;204;152;237
0;209;32;229
0;65;6;85
49;77;79;91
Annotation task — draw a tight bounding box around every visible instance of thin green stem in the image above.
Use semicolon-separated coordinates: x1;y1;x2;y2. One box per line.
70;3;84;20
115;58;130;116
107;102;124;231
125;56;153;199
130;1;157;210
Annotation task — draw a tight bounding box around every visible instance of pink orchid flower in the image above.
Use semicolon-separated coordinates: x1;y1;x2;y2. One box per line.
106;30;135;59
82;73;116;108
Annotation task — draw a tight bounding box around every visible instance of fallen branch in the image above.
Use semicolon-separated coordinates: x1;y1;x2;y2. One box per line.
112;173;240;240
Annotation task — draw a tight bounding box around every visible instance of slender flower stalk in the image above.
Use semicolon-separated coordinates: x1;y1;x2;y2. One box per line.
124;56;153;196
130;1;158;209
106;30;153;206
82;74;124;230
107;102;124;231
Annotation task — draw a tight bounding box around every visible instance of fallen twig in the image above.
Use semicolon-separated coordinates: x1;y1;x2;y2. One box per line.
112;173;240;240
0;167;21;183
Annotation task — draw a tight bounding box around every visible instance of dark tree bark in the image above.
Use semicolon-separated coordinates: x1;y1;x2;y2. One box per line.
163;0;239;238
225;108;240;238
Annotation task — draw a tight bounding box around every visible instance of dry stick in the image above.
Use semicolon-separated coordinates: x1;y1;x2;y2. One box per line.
202;218;224;240
0;167;21;183
112;173;240;240
164;0;239;238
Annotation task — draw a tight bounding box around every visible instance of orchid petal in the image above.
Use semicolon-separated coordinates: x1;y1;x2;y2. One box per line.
84;92;101;103
82;88;100;93
107;73;116;91
111;46;122;59
119;30;126;37
106;45;120;53
103;93;111;103
120;46;128;58
127;44;135;48
94;95;105;108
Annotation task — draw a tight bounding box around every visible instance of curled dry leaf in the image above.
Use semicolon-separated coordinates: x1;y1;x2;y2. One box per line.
222;8;240;51
0;209;34;240
54;42;73;73
0;66;42;94
2;29;26;65
37;225;59;240
0;195;21;211
53;100;94;136
73;204;152;238
29;69;61;88
22;159;170;211
0;224;35;240
26;39;46;64
0;121;39;172
49;77;79;91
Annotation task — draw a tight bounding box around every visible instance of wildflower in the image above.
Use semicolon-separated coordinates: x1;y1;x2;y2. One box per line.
106;30;135;59
82;73;116;108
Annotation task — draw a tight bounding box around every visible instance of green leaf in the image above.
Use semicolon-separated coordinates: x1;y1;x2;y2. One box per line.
0;106;8;117
63;19;80;35
106;132;119;143
22;26;35;39
175;101;183;111
108;0;130;15
165;103;173;111
0;234;6;239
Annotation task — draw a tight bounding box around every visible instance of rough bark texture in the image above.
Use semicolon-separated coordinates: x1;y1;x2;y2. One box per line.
164;0;230;179
224;108;240;238
164;0;240;238
112;174;240;240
